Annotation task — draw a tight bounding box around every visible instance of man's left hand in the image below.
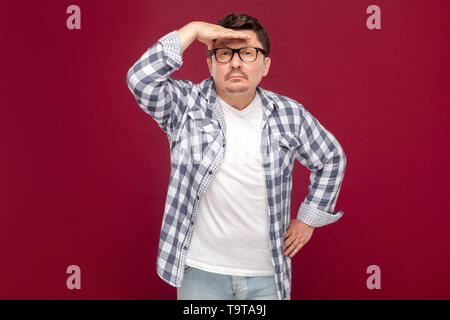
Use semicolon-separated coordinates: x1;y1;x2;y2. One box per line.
283;219;315;258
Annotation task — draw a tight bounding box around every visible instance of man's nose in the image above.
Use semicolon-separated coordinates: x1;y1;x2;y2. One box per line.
230;51;243;67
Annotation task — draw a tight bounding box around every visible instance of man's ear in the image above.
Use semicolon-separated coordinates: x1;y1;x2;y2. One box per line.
206;57;213;76
262;56;271;77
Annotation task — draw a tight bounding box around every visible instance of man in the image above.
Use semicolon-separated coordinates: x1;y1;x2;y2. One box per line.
126;13;346;300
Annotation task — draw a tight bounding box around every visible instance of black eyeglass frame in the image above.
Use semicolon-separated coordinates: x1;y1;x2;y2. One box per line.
208;46;267;63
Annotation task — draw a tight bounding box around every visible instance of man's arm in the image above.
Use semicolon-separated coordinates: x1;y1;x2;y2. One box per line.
179;21;251;52
125;22;250;135
125;28;191;136
283;107;346;257
295;107;347;228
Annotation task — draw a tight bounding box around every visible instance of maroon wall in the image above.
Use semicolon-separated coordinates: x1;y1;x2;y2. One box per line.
1;0;449;299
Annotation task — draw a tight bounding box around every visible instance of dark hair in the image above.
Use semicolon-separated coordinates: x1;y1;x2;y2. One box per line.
210;13;270;57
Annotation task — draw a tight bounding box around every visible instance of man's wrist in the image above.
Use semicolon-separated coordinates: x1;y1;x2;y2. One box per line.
178;22;198;53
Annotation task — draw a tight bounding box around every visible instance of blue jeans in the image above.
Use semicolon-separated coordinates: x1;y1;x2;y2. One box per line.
177;265;290;300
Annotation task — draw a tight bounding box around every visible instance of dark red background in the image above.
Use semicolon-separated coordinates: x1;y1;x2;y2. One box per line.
1;0;449;299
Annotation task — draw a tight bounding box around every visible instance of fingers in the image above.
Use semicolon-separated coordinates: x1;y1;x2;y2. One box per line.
206;40;214;50
210;32;249;46
220;30;250;39
211;27;250;42
283;235;305;258
283;227;293;251
282;219;315;258
284;228;312;257
204;32;249;50
285;241;304;258
197;22;251;49
283;234;298;256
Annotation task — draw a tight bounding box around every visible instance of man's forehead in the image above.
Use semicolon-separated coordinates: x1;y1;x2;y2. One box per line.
214;30;260;48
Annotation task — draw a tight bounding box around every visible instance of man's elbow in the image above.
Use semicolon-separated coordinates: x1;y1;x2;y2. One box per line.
126;66;135;90
334;142;347;172
339;147;347;175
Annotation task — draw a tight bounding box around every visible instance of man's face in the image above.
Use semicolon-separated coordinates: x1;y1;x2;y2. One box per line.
206;30;271;96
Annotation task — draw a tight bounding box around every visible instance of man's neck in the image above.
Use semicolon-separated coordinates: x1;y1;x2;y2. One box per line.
216;88;257;111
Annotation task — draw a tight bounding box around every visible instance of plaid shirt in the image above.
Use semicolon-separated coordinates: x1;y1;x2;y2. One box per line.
126;30;346;300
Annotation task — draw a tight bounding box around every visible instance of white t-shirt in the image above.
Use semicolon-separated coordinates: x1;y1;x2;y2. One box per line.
185;91;275;276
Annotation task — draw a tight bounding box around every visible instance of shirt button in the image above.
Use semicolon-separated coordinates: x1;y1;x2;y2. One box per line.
190;220;194;225
183;246;189;250
196;195;200;200
208;170;213;175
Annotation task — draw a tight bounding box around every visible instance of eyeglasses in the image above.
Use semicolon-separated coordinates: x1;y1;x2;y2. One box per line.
208;47;266;63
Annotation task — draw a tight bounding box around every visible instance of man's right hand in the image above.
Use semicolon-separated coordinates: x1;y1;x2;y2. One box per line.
178;21;250;53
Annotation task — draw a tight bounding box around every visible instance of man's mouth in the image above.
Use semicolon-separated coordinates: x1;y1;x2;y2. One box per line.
227;72;247;79
228;75;245;79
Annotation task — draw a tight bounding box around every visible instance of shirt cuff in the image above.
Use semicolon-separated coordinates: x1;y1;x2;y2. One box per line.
297;201;344;227
157;30;183;70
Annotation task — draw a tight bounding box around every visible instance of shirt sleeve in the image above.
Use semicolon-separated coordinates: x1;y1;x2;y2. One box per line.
295;106;347;227
125;30;194;136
